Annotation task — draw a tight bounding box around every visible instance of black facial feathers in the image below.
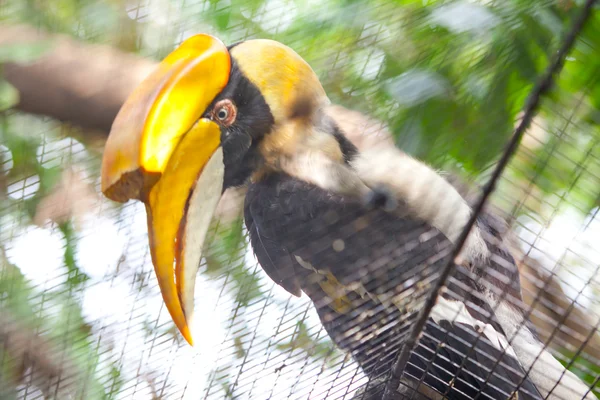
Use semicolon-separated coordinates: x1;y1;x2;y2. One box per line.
204;60;275;189
210;60;275;141
208;51;358;188
318;113;359;164
288;96;315;120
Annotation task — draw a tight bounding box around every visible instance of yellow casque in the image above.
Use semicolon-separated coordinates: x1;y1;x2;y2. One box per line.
101;34;230;202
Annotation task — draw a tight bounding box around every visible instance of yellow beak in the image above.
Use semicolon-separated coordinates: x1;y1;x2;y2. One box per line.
101;34;231;345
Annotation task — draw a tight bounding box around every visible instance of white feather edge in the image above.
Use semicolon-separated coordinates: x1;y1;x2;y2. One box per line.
352;144;490;264
431;297;598;399
180;148;225;339
492;297;598;400
430;297;519;361
276;138;489;264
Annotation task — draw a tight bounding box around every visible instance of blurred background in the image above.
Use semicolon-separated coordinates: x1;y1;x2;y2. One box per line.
0;0;599;399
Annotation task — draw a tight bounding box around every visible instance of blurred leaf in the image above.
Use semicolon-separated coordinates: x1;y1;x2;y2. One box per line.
276;320;337;366
0;80;19;112
0;41;54;64
429;1;499;34
559;348;600;397
59;222;90;288
214;7;232;30
233;335;247;359
386;69;451;108
0;247;36;320
105;365;124;400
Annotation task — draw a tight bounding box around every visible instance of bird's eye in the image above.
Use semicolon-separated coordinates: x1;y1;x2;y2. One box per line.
213;99;236;127
217;108;228;120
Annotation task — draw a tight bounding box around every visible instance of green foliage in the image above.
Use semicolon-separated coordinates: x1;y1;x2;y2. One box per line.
0;248;108;400
0;80;19;111
276;320;338;367
559;348;600;398
0;0;599;398
60;222;91;288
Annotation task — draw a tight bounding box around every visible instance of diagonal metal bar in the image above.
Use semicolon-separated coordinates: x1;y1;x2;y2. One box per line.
382;0;599;398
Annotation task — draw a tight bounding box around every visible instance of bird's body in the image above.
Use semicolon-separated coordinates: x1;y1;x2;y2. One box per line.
101;34;598;400
245;168;544;400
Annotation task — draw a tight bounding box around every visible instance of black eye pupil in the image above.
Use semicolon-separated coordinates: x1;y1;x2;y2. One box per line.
217;109;228;120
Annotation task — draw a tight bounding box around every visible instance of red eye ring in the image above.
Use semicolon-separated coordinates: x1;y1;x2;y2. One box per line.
213;99;237;127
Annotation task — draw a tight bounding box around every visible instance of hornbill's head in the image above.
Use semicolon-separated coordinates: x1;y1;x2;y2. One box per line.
101;35;330;345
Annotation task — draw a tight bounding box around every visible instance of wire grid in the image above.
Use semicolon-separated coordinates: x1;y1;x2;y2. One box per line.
1;0;600;399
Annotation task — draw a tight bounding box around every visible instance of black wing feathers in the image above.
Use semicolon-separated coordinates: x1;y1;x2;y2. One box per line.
244;172;542;399
409;320;543;400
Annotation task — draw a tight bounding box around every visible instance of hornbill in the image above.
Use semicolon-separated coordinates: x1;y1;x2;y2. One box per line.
100;35;596;399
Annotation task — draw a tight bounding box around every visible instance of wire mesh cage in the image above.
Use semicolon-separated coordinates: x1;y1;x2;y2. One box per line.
0;0;599;399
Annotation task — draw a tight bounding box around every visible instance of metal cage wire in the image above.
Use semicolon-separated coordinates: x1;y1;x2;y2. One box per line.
1;0;599;399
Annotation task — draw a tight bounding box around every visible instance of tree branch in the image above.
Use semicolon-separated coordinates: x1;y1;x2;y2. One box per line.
0;23;157;133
